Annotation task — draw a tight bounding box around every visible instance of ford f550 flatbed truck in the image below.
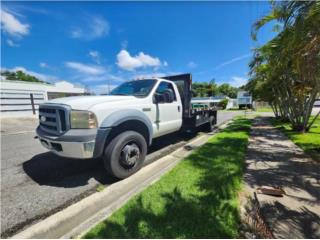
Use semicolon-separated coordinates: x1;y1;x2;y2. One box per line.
37;74;217;179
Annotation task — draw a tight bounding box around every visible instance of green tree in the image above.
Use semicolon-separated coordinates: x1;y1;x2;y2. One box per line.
217;83;237;98
209;78;219;96
1;70;48;84
192;80;237;98
248;1;320;132
192;82;210;97
218;99;229;109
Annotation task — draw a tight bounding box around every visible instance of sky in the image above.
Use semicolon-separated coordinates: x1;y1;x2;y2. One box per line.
1;1;276;94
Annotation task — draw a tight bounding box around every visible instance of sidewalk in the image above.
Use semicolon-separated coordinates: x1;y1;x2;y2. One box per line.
243;117;320;238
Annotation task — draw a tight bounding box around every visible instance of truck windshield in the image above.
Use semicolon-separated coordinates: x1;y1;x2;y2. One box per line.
109;79;156;97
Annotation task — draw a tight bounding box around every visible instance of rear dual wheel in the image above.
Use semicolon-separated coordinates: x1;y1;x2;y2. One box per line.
204;116;215;132
103;131;147;179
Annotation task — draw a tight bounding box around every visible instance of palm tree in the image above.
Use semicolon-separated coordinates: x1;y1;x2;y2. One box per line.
248;0;320;132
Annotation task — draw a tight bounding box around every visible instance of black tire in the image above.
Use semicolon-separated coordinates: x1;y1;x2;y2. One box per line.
103;131;147;179
204;116;215;132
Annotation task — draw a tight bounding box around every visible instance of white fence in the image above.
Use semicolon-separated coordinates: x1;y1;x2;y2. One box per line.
0;89;45;118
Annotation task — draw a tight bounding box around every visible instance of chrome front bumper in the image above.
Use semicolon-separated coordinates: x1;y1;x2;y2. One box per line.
38;136;95;159
36;126;111;159
36;126;98;159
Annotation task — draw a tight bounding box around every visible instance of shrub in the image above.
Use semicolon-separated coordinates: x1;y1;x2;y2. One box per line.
218;99;228;109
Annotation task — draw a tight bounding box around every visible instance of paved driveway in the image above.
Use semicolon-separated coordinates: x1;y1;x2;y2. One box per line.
1;111;243;237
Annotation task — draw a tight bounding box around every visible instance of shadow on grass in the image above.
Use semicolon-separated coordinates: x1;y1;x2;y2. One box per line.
84;119;252;238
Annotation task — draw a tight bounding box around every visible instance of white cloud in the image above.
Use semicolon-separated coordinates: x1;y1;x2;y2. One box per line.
89;51;99;58
71;29;82;38
65;62;106;75
88;51;101;64
121;40;128;49
39;62;56;70
7;39;19;47
4;4;49;16
1;9;29;38
70;15;110;40
39;62;47;68
138;52;161;66
93;84;119;94
91;16;109;38
132;71;181;80
80;74;125;83
65;60;126;85
116;50;163;71
163;61;168;67
188;61;197;68
230;76;247;87
213;54;251;71
133;72;166;80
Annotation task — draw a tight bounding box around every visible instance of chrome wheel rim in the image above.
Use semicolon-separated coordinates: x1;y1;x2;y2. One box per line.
119;142;140;169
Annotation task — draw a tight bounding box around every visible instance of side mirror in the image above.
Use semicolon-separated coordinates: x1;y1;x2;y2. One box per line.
153;90;174;104
153;93;162;104
163;90;174;103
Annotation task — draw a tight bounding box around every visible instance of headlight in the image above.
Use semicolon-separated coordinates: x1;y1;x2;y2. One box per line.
70;110;98;129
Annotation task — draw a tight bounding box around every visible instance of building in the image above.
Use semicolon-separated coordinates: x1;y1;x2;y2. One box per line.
237;91;252;109
226;98;238;109
0;79;85;117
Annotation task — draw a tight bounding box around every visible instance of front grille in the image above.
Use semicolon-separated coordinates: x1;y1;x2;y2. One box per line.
58;110;67;131
40;123;57;131
39;105;70;135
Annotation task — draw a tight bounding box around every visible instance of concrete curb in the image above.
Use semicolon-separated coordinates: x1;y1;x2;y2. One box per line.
12;121;231;239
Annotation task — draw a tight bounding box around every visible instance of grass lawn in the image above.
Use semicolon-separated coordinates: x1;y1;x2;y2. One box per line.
271;117;320;161
83;118;252;239
255;107;273;112
222;107;273;113
222;108;243;111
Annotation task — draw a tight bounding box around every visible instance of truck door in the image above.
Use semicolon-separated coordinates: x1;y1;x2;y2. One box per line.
152;81;182;137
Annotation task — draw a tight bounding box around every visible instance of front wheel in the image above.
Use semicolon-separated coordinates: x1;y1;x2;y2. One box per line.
103;131;147;179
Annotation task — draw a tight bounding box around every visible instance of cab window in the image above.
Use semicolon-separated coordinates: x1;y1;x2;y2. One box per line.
155;82;177;101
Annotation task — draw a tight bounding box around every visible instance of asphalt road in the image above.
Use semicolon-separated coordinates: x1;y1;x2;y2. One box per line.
1;111;243;237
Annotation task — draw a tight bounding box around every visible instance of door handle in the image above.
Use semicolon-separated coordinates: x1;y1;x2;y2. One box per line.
178;106;180;112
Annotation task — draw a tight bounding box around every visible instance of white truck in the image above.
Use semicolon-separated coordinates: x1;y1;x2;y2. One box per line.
36;74;217;179
237;91;252;109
